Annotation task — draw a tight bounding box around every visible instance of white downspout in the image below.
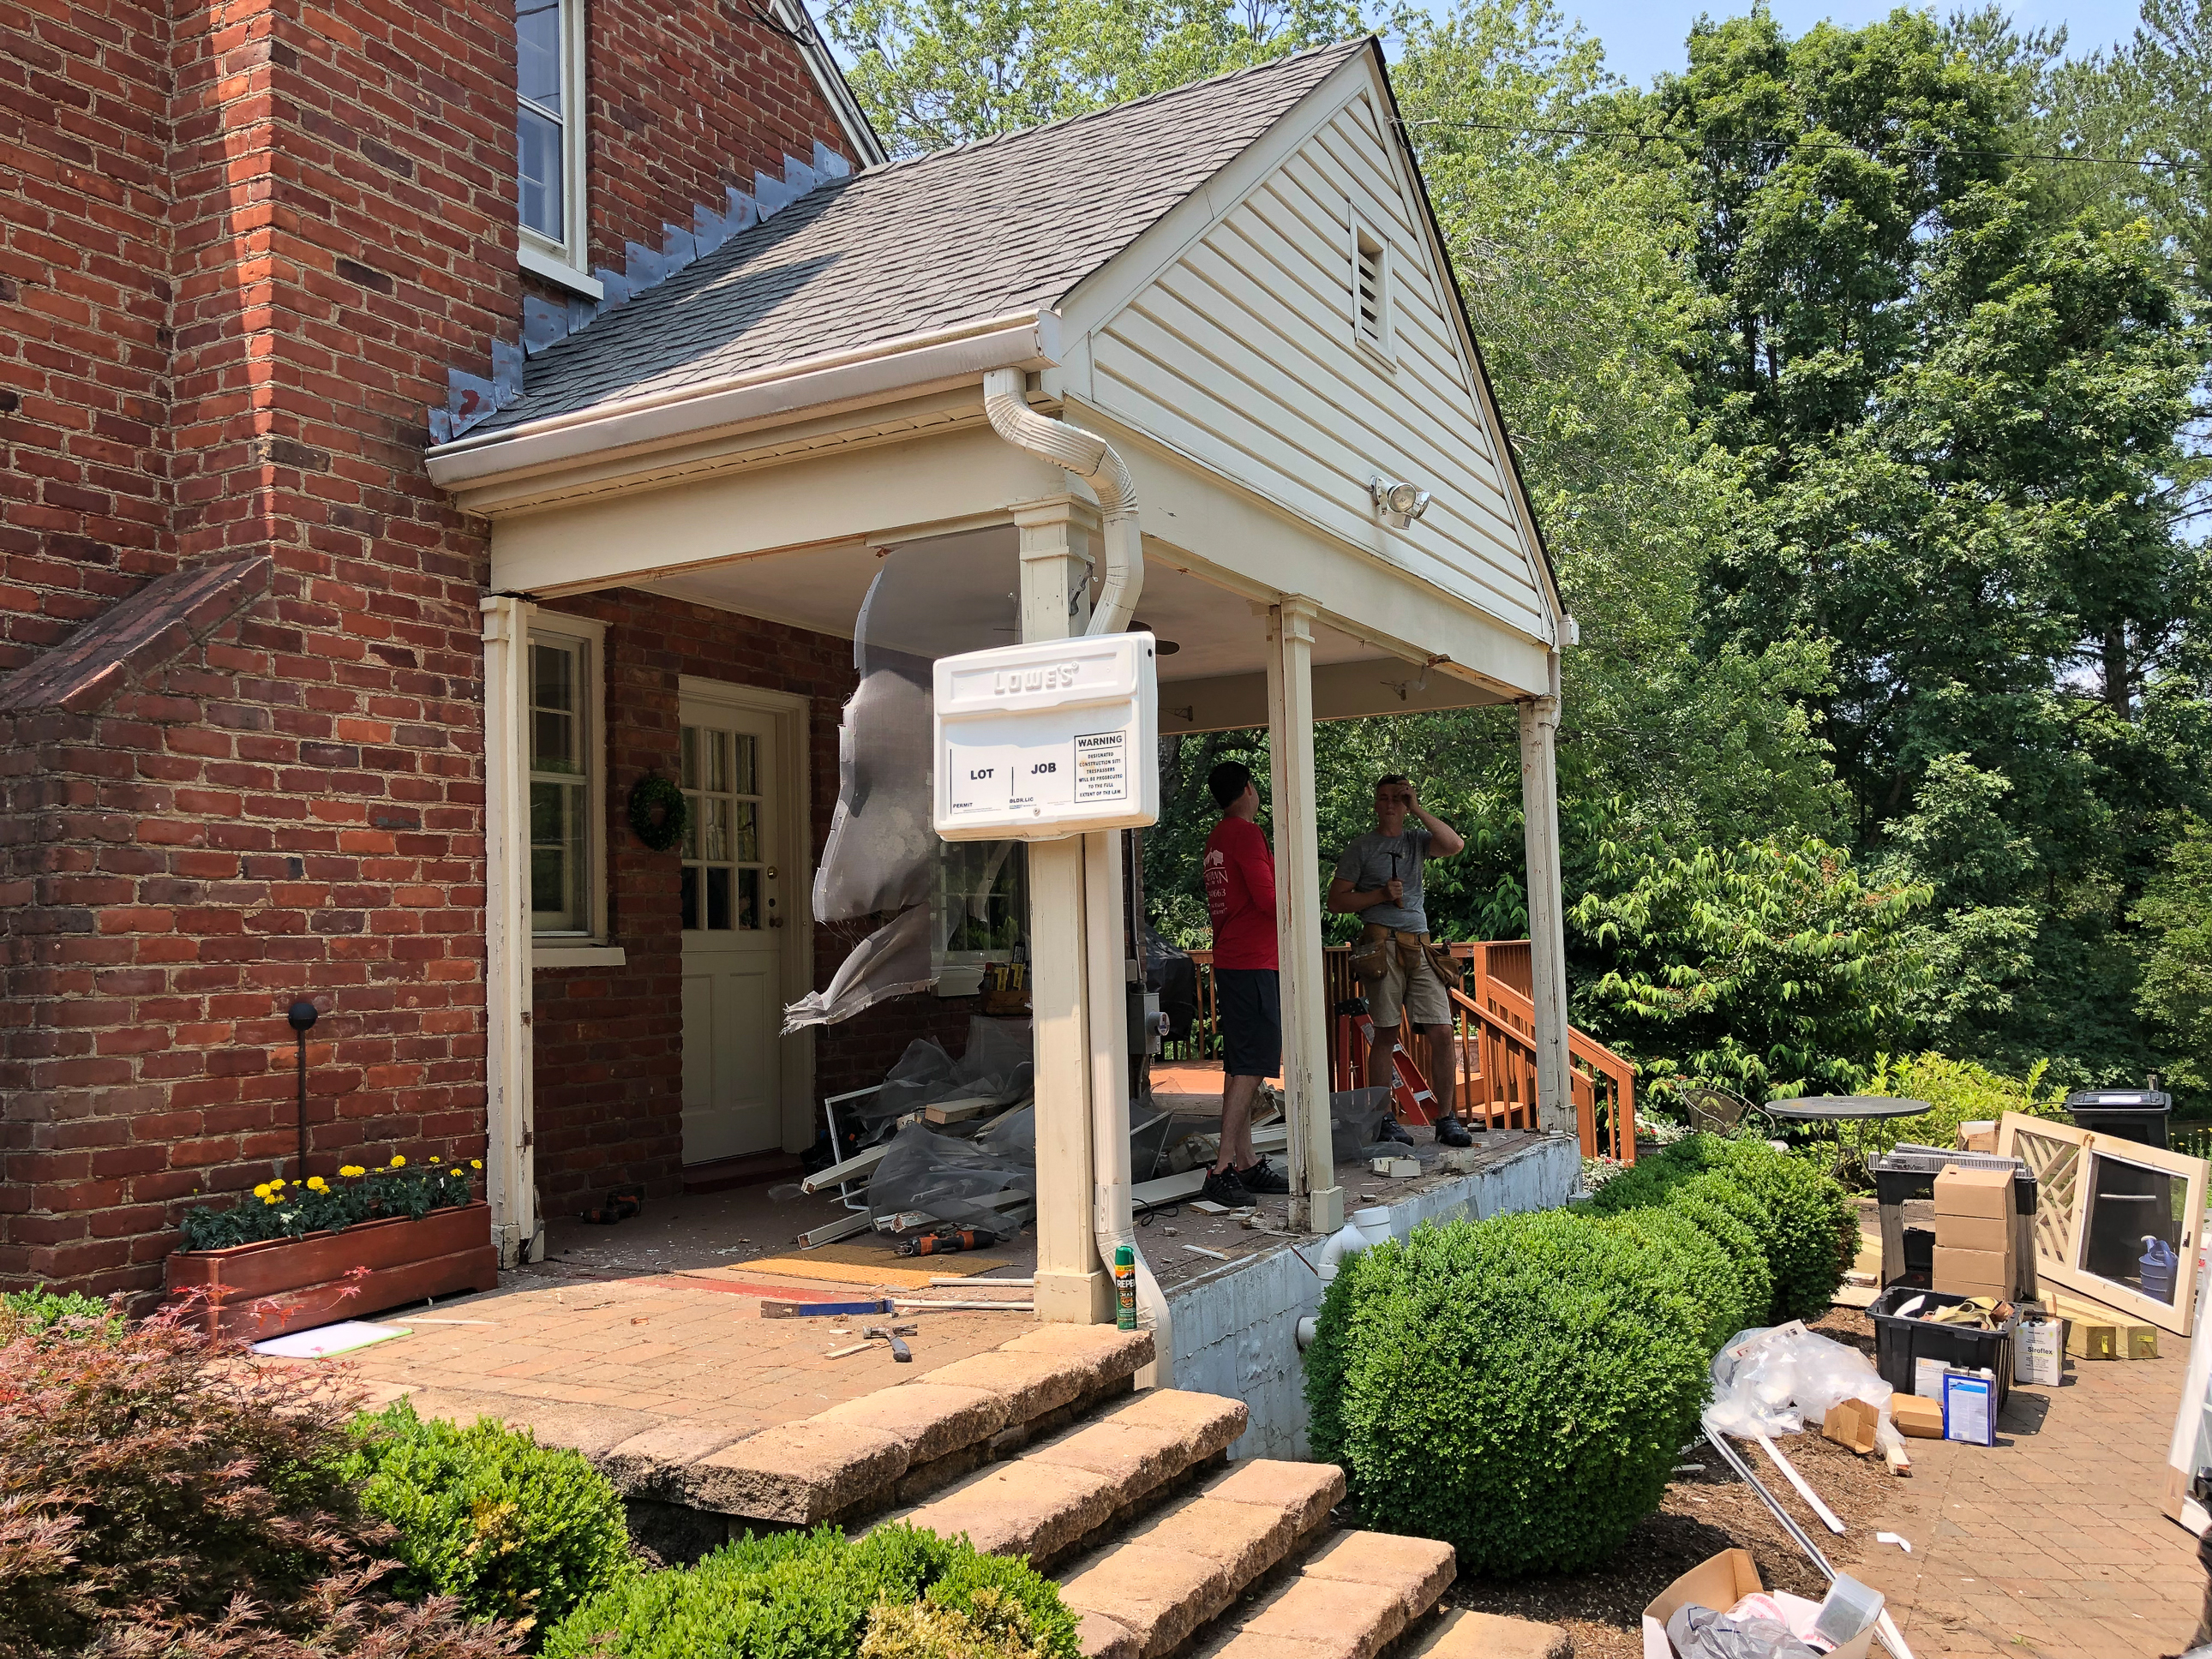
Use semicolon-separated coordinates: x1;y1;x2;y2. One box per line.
981;368;1169;1371
983;368;1143;636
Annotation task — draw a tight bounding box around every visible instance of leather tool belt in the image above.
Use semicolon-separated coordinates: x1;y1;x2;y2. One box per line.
1351;923;1460;986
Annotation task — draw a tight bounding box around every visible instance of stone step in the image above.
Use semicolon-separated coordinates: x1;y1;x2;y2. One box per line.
890;1386;1254;1570
1186;1528;1459;1659
611;1324;1154;1529
1402;1608;1569;1659
1056;1459;1346;1659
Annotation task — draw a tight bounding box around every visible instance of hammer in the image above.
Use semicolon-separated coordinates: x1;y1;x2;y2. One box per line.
864;1323;916;1362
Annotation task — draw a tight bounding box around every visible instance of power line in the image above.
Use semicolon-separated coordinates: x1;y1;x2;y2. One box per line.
1392;116;2211;177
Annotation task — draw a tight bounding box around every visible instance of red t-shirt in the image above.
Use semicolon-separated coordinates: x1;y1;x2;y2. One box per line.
1204;816;1278;971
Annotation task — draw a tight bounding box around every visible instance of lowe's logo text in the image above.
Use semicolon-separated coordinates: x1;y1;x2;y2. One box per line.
993;662;1081;696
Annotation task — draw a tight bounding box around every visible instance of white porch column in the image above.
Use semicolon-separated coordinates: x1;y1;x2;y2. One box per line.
1265;597;1343;1236
1518;659;1574;1137
480;597;540;1267
1016;497;1112;1323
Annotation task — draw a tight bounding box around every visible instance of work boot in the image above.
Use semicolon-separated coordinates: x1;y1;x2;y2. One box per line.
1435;1114;1474;1148
1237;1155;1291;1195
1201;1165;1255;1207
1380;1116;1417;1146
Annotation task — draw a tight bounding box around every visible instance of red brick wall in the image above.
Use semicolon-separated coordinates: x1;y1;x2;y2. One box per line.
0;1;857;1297
0;0;177;672
531;589;978;1213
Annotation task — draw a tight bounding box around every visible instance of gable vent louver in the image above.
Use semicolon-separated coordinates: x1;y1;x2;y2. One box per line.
1354;230;1386;350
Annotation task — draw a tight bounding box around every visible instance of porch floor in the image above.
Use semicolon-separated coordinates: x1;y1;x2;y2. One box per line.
308;1111;1554;1447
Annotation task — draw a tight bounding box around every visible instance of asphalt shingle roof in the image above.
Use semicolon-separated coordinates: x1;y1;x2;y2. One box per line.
475;40;1370;436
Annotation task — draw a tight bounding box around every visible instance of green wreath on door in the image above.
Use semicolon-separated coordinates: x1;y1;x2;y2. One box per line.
627;772;689;852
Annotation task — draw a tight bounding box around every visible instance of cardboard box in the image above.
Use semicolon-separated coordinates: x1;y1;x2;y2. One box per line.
1933;1213;2011;1254
1893;1393;1944;1437
1957;1120;1999;1153
1640;1548;1875;1659
1933;1246;2014;1299
1933;1164;2014;1219
2065;1317;2118;1360
1823;1396;1879;1454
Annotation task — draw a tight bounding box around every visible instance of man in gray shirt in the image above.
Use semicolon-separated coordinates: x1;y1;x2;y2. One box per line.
1326;774;1473;1146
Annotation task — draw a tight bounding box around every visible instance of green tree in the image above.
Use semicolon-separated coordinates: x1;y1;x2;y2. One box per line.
2134;814;2212;1102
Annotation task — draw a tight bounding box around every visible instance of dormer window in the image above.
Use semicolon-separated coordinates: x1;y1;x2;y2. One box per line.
516;0;597;296
1352;215;1392;361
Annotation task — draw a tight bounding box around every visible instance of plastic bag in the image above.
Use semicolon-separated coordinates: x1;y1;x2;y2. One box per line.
1330;1087;1397;1164
1664;1603;1819;1659
1707;1321;1894;1438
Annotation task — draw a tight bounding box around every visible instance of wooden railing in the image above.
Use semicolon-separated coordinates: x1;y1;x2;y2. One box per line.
1169;940;1635;1162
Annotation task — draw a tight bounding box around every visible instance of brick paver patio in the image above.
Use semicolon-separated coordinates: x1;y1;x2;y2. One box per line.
1848;1338;2201;1658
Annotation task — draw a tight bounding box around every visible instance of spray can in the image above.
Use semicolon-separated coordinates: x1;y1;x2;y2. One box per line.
1113;1243;1137;1331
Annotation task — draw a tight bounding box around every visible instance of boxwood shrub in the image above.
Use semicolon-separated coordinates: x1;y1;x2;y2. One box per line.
1305;1210;1711;1578
1307;1132;1856;1578
541;1523;1079;1659
341;1400;633;1643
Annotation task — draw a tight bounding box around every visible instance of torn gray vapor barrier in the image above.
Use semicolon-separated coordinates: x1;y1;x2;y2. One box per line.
782;535;1024;1031
867;1104;1040;1234
857;1016;1034;1139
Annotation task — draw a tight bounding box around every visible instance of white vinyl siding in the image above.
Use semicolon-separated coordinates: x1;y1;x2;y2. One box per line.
1081;90;1550;644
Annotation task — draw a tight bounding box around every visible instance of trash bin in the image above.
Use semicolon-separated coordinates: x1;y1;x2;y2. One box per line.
1867;1286;2017;1414
2064;1089;2173;1148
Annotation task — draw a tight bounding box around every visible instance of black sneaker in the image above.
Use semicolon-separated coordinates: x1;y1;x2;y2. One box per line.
1435;1115;1473;1148
1237;1155;1291;1195
1380;1117;1417;1146
1201;1166;1255;1207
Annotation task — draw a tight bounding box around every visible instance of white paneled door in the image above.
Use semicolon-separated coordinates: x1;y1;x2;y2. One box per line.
679;693;784;1163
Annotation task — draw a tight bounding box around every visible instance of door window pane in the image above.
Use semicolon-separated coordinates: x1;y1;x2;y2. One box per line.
680;719;768;934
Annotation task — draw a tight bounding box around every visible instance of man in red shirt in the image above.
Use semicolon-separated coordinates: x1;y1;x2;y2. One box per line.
1200;760;1291;1206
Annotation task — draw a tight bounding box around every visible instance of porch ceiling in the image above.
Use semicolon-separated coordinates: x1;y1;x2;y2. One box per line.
639;525;1507;731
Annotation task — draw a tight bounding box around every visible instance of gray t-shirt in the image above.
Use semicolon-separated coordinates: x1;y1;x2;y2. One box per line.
1334;826;1432;932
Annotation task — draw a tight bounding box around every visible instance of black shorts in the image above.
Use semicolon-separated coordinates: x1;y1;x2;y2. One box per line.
1215;967;1281;1079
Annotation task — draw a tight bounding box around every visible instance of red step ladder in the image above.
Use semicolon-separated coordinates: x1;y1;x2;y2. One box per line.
1333;1003;1442;1125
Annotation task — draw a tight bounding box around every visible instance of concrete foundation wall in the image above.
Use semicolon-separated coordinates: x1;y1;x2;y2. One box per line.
1162;1134;1580;1462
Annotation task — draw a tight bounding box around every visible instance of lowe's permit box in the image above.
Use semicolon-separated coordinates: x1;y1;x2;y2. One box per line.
933;633;1159;840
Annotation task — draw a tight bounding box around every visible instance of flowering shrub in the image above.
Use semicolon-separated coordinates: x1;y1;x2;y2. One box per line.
180;1156;481;1251
0;1304;522;1658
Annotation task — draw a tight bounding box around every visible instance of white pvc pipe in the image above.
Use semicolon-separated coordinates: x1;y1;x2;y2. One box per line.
981;368;1143;636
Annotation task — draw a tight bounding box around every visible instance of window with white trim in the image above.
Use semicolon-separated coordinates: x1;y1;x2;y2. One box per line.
932;841;1028;991
516;0;589;281
1352;216;1392;358
527;617;607;939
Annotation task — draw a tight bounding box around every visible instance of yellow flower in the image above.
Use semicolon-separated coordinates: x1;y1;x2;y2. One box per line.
262;1195;279;1206
307;1176;328;1192
470;1159;483;1171
389;1156;406;1169
339;1165;365;1177
253;1183;272;1199
430;1155;442;1164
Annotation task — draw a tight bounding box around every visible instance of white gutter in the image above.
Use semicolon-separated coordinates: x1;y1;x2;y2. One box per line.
981;366;1166;1360
980;367;1142;635
427;309;1062;493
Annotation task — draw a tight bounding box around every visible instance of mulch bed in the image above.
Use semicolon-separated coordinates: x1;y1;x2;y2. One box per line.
1445;1309;1899;1658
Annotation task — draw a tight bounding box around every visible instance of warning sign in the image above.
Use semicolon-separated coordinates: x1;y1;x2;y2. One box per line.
1074;731;1128;802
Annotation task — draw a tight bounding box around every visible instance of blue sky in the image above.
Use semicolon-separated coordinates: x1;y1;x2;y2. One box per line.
1554;0;2145;88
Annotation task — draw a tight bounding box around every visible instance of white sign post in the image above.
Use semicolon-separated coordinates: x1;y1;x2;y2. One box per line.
933;633;1160;840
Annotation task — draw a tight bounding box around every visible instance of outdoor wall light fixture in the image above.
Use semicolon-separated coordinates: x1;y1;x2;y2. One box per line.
1369;476;1432;529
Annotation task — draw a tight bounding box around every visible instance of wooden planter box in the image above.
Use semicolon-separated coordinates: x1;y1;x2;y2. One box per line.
166;1201;498;1341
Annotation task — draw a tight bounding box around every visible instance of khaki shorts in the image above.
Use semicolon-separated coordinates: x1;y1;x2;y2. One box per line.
1368;936;1452;1029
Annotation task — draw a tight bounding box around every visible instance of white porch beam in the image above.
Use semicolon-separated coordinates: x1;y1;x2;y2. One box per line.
486;424;1069;600
1160;657;1505;734
1266;598;1344;1236
1519;662;1574;1136
1018;496;1113;1324
480;598;541;1267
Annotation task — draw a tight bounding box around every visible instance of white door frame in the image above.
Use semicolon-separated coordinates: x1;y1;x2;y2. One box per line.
676;674;815;1153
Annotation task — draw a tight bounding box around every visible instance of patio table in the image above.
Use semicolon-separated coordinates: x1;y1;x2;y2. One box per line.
1760;1094;1931;1181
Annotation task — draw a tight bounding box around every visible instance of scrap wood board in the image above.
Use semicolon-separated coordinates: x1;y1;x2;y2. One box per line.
1997;1110;2206;1337
737;1246;1019;1289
